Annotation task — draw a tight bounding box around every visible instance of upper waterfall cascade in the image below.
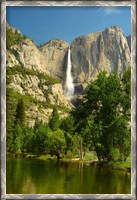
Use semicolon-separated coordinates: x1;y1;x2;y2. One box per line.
65;48;74;99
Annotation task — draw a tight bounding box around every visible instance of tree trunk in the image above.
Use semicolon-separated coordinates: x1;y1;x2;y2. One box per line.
56;151;61;160
83;146;86;156
79;138;83;160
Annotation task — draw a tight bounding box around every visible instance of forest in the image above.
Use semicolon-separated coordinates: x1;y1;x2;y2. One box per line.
6;67;131;164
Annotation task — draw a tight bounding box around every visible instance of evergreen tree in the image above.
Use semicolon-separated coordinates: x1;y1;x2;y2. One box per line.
15;98;25;125
6;88;17;151
31;119;49;154
22;126;34;153
49;107;60;131
11;123;24;154
60;116;75;155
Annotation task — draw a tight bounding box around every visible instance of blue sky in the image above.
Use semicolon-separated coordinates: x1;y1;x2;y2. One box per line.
6;6;131;45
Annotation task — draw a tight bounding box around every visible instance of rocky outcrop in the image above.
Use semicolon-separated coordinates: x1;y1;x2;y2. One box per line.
7;24;131;97
7;24;69;83
26;106;53;127
126;35;131;51
71;26;131;94
6;24;131;122
6;23;21;34
8;73;72;107
39;39;69;82
6;24;72;126
7;72;72;126
26;105;68;127
48;83;72;107
7;38;50;74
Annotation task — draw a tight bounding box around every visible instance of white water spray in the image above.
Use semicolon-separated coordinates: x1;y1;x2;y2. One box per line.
65;47;74;99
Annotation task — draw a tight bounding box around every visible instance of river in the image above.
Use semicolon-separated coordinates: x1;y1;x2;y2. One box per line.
6;157;131;194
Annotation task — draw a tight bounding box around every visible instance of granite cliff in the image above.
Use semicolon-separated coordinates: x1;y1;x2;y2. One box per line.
71;26;131;94
6;24;131;125
6;24;72;127
39;39;69;82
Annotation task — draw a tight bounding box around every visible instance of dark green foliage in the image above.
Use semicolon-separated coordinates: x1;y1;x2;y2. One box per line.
6;89;69;153
6;88;33;152
22;118;67;159
6;63;131;164
121;66;131;116
30;120;49;154
11;123;24;154
72;68;131;162
45;129;66;159
10;97;25;154
60;115;74;135
11;123;34;154
15;98;25;125
6;88;20;151
60;116;74;153
21;126;34;153
49;107;60;131
28;119;67;159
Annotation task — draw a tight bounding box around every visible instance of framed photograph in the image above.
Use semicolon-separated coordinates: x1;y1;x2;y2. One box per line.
0;0;136;199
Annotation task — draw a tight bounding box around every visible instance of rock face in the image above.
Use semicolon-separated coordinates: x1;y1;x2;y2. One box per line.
6;24;72;126
126;35;131;51
39;39;69;82
7;27;69;83
7;72;72;127
7;25;131;96
7;38;50;74
71;26;131;93
6;24;131;124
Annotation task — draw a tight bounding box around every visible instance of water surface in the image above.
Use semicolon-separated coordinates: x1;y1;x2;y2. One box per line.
6;157;131;194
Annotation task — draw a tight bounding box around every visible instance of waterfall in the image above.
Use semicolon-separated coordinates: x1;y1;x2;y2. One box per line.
65;47;74;99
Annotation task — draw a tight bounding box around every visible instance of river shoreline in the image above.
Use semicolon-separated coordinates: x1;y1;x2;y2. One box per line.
6;152;131;173
60;158;131;173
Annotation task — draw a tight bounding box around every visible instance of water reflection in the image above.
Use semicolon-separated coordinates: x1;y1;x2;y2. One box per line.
6;158;131;194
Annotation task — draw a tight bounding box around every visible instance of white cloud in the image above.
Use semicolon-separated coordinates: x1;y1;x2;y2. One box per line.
101;7;121;16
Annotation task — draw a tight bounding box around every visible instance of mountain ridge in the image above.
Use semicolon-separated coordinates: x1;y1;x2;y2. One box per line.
6;24;131;125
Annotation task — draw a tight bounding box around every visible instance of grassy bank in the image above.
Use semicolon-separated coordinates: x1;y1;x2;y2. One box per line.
110;156;131;172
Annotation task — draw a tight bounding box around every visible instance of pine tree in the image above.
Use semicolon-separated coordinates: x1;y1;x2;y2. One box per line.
11;123;24;154
15;98;25;125
49;107;60;131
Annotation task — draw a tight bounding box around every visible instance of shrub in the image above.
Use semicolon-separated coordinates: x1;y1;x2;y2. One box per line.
6;27;26;50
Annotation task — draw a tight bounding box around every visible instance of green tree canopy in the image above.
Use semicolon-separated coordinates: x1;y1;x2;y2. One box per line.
45;129;66;159
31;119;50;154
72;68;131;162
15;98;25;125
49;107;60;131
11;123;24;154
